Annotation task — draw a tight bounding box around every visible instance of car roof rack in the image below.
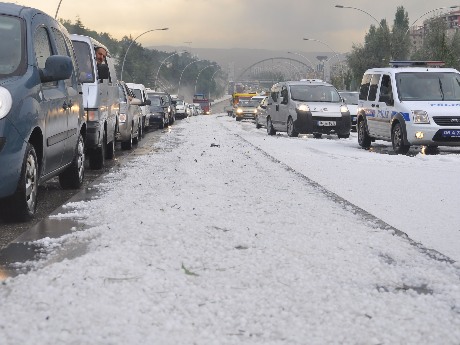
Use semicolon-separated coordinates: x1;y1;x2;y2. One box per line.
389;60;445;68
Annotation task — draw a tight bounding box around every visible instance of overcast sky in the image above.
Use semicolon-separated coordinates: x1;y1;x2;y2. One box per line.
18;0;459;53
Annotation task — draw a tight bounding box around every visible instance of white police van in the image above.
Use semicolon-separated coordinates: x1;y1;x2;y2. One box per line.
357;61;460;153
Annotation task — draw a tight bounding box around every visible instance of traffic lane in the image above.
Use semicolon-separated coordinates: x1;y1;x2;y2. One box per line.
0;125;166;249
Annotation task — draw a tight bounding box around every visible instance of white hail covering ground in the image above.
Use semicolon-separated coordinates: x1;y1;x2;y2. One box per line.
0;113;459;344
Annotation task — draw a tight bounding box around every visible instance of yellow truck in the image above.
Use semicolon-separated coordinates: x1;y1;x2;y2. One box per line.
226;92;257;117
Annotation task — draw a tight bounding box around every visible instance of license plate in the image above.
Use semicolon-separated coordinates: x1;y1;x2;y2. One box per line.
442;129;460;137
317;121;336;126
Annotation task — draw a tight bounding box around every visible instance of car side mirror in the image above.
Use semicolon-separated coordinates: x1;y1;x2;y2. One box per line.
143;99;151;106
39;55;73;83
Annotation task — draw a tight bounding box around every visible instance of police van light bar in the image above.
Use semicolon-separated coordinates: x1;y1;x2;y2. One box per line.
389;61;445;68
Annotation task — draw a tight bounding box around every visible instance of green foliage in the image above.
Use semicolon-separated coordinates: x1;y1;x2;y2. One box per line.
61;19;226;99
347;6;460;81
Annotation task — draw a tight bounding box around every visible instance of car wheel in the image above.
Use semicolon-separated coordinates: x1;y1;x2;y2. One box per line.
7;143;38;221
357;119;372;148
59;134;85;189
391;122;410;154
89;130;106;170
313;133;322;139
267;116;276;135
133;121;140;145
106;130;116;160
255;116;261;129
121;128;133;150
287;116;298;137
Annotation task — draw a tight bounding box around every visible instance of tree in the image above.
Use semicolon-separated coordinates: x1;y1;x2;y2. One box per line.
391;6;410;60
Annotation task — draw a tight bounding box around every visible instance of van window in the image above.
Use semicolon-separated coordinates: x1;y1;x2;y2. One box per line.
396;72;460;102
72;41;95;83
290;85;341;103
34;26;56;86
368;74;381;101
359;74;371;100
130;88;142;100
378;75;392;101
0;15;26;78
52;28;74;87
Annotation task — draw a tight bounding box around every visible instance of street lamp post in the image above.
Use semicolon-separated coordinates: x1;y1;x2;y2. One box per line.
120;28;169;81
155;50;186;90
178;59;202;95
55;0;64;19
404;6;459;36
194;65;217;95
335;5;383;30
303;38;344;85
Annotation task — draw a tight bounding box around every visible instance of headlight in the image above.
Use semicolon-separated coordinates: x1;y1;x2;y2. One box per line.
0;87;13;120
297;104;310;112
253;109;258;114
412;110;430;124
119;113;127;123
340;105;349;113
236;108;243;114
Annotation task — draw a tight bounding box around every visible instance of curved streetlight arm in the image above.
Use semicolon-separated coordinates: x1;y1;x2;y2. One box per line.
287;51;316;72
335;5;383;30
155;50;185;90
194;65;218;95
120;27;168;81
178;59;202;95
404;6;459;36
55;0;63;19
303;38;345;84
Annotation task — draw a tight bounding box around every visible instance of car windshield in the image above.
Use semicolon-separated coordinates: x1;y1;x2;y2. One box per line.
239;100;258;107
0;15;25;78
176;100;184;105
396;72;460;101
290;85;341;103
339;92;359;105
72;40;95;83
148;95;162;106
131;89;142;99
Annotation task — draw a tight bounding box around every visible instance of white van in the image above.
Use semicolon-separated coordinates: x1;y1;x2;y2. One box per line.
71;34;119;169
266;80;351;138
357;61;460;154
126;83;151;134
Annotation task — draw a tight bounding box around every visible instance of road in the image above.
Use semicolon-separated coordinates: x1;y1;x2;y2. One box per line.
0;100;229;250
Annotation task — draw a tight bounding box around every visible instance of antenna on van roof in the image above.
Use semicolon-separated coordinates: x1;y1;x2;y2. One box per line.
389;61;445;68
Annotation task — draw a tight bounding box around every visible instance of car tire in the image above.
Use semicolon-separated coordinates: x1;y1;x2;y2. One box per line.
59;134;85;189
106;130;116;160
133;121;140;145
267;116;276;135
391;122;410;154
6;143;39;221
89;131;106;170
357;118;372;148
287;116;299;137
255;116;262;129
121;129;133;150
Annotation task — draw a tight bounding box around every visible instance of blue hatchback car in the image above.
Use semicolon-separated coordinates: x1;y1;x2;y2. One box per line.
0;3;86;220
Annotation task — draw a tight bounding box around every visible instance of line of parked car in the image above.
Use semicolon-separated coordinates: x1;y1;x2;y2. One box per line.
0;3;203;222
